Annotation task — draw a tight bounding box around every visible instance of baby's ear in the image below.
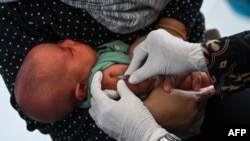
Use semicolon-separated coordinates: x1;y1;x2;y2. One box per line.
75;81;87;101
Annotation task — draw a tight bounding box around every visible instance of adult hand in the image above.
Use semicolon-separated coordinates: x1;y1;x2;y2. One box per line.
144;84;216;134
125;29;208;84
89;71;180;141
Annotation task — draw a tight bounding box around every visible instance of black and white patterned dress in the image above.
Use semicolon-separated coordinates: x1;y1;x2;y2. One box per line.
201;31;250;97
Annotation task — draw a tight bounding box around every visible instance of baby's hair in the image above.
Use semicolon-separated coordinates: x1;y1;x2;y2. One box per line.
14;47;78;123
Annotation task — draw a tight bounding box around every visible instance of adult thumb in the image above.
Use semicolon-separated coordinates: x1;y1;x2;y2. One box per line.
197;85;216;102
117;80;135;97
128;63;157;84
125;42;148;75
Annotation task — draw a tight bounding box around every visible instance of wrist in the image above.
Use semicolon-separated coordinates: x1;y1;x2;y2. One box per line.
155;18;187;40
155;24;186;40
145;127;169;141
188;43;208;72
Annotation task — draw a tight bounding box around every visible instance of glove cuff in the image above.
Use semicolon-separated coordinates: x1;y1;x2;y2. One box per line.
188;43;208;72
144;126;169;141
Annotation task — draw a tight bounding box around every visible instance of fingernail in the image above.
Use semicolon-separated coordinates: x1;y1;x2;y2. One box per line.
195;83;201;91
164;85;172;93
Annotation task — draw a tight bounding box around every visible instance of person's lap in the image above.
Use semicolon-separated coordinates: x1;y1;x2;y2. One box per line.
0;1;150;140
1;1;209;140
185;88;250;141
0;1;115;140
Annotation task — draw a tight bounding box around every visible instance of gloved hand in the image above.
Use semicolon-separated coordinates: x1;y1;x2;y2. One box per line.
89;71;180;141
125;29;208;84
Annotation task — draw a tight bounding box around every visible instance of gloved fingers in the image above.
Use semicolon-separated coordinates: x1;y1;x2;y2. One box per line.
91;71;111;102
125;42;148;75
117;80;144;106
89;97;112;124
89;91;103;116
103;89;120;99
128;58;158;84
89;108;105;130
90;96;97;106
117;80;136;98
89;98;98;119
88;108;95;120
89;94;115;128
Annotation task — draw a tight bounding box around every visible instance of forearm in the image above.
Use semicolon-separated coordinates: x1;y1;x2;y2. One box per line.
201;31;250;97
131;0;202;54
158;0;203;39
155;18;187;40
0;0;19;3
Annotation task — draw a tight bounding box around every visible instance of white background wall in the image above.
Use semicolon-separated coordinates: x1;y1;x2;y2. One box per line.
201;0;250;37
0;0;249;140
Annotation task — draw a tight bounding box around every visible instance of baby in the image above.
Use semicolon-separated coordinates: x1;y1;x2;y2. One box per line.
14;39;211;138
14;39;155;123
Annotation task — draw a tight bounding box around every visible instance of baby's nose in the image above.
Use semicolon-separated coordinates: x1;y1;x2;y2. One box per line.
58;39;76;47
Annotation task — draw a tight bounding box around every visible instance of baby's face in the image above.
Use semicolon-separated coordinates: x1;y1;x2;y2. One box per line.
32;39;97;81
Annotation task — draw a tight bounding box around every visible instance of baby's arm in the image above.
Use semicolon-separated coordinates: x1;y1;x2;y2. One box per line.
101;64;155;95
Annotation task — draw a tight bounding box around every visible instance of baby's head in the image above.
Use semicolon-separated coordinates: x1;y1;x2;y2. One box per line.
14;39;97;123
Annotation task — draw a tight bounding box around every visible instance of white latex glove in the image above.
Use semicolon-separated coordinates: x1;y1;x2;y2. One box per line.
89;71;180;141
125;29;208;84
102;89;120;99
